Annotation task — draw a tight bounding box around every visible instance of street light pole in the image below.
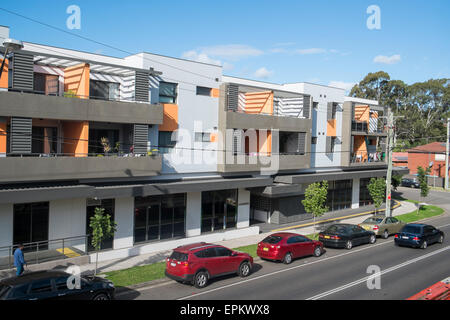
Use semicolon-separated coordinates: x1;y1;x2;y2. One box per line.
385;107;394;217
445;118;450;190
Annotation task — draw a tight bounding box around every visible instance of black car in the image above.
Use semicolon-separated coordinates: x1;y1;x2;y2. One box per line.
318;223;376;250
394;223;445;249
401;178;420;188
0;270;115;300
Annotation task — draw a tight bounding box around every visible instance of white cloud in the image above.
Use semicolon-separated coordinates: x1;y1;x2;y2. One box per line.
253;67;273;79
296;48;327;55
373;54;401;64
181;50;222;66
328;81;357;92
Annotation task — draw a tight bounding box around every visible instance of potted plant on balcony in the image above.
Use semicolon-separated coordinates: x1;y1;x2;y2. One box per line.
100;137;111;156
63;90;78;98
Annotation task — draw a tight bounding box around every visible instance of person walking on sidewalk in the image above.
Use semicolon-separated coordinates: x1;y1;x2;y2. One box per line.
13;244;26;276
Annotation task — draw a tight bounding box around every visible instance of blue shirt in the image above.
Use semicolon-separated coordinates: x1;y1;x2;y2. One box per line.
13;248;25;267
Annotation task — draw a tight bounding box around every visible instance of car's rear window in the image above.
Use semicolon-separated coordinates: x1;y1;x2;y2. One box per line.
325;225;348;234
401;225;422;234
363;217;384;224
262;236;282;244
169;251;188;261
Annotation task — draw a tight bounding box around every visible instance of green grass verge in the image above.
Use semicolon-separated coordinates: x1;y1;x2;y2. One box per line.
396;205;444;223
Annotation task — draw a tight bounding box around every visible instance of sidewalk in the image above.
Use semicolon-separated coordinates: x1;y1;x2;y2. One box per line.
78;200;417;276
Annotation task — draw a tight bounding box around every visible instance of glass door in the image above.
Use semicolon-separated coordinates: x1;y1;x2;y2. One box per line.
13;202;49;252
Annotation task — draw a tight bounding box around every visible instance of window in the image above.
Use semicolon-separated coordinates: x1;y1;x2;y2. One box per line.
30;279;52;293
313;102;318;109
13;202;49;252
169;251;188;261
215;247;232;257
90;80;120;101
196;86;212;96
287;236;298;244
159;131;177;154
262;235;282;244
159;82;177;103
34;73;59;96
0;285;11;299
201;190;238;233
326;180;352;211
9;284;29;299
195;132;211;143
311;137;317;145
134;194;186;244
32;127;57;155
391;217;399;223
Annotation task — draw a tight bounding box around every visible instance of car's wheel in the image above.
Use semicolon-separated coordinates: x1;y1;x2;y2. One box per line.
193;271;209;288
283;252;293;264
369;235;377;244
238;261;251;277
313;246;322;257
382;230;389;239
438;235;444;244
420;241;428;249
92;293;110;301
345;240;353;250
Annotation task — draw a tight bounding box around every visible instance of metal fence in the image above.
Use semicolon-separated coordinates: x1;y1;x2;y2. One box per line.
0;235;89;271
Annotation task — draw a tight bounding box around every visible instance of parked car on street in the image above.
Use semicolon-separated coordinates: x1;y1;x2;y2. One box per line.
401;178;420;188
0;270;115;300
394;224;445;249
359;215;406;239
256;232;323;264
165;242;253;289
318;223;376;250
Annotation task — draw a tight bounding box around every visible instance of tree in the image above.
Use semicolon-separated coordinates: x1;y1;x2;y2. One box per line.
417;165;431;199
391;174;403;191
367;177;385;213
90;207;117;275
301;181;329;232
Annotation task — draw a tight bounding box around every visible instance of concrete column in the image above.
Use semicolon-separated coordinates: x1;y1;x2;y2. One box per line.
186;192;202;237
113;197;135;250
49;198;86;251
237;188;251;229
0;203;13;257
351;178;360;209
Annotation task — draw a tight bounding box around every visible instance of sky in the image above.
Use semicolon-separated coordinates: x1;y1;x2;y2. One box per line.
0;0;449;91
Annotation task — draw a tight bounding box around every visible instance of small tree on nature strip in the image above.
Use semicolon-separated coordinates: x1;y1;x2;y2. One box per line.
302;181;329;233
417;166;431;214
391;174;403;191
90;207;117;275
367;177;385;213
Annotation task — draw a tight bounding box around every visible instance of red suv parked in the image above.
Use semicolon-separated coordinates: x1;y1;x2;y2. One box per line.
257;232;323;264
165;242;253;288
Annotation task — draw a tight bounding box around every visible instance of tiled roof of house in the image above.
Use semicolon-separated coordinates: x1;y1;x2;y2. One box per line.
406;142;447;154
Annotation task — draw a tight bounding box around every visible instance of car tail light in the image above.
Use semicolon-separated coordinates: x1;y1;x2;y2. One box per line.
330;235;340;240
413;237;420;241
394;234;399;238
183;262;189;267
373;225;379;231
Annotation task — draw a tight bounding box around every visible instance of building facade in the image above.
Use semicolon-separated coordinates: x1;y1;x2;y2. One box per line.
0;26;407;267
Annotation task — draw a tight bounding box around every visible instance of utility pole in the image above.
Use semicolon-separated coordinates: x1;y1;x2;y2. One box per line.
385;107;394;217
445;118;450;190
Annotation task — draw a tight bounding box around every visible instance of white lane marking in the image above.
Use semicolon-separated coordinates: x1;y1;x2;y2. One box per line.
177;221;450;300
306;245;450;300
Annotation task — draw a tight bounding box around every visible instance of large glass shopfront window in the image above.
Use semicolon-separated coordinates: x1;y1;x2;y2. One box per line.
134;194;186;244
326;180;352;211
13;202;49;252
201;190;238;233
86;199;115;252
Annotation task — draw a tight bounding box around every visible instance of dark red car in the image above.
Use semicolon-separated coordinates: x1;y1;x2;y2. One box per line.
165;242;253;288
257;232;323;264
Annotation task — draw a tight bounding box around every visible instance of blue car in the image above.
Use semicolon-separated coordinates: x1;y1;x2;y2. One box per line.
394;224;445;249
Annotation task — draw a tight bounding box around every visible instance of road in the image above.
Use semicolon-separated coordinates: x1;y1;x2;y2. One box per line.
117;188;450;300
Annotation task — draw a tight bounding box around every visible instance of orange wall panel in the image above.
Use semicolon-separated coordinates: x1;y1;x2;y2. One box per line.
159;103;179;132
326;119;337;137
354;105;370;122
62;121;89;157
0;121;7;154
64;63;90;99
0;59;8;89
210;88;220;98
244;91;273;115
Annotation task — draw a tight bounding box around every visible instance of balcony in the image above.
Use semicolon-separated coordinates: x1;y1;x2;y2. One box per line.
221;83;312;132
350;151;386;167
0;153;162;183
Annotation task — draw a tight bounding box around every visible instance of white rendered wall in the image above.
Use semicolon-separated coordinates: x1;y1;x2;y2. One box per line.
237;189;251;228
113;197;134;250
49;198;86;252
352;178;360;209
186;192;202;237
0;204;13;257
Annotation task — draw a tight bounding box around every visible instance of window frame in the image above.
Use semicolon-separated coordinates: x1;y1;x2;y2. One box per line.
159;81;178;104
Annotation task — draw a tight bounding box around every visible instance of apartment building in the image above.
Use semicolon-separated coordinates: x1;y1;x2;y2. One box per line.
0;26;407;269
